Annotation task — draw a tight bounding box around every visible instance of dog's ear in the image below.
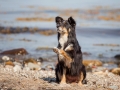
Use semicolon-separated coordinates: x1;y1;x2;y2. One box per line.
55;16;63;24
68;17;76;27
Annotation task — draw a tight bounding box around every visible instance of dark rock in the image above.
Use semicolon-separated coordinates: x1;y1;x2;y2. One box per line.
37;57;44;62
0;48;28;55
114;54;120;60
83;52;91;56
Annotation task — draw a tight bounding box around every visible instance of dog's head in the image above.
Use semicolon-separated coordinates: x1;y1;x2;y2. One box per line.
55;16;76;34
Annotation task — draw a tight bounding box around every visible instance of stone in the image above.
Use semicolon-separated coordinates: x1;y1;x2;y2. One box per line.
109;85;118;90
114;54;120;60
13;65;22;72
5;60;14;67
83;60;103;67
110;68;120;75
24;58;41;70
0;48;28;55
2;56;10;61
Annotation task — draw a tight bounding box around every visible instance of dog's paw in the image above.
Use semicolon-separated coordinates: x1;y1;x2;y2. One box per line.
59;83;71;87
78;82;83;86
53;47;59;54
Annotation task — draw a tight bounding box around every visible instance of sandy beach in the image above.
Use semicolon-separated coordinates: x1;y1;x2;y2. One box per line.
0;64;120;90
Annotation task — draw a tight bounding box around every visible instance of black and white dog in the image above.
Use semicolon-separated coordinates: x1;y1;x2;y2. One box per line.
53;16;86;85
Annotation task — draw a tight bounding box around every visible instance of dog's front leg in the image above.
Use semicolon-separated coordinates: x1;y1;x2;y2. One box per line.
65;44;73;51
60;68;66;84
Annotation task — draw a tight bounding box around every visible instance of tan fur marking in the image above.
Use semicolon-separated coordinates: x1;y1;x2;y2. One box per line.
59;49;72;63
63;27;68;35
60;68;66;84
53;48;73;68
78;72;83;86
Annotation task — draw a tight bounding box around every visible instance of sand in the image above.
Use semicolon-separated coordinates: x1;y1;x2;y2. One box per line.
0;65;120;90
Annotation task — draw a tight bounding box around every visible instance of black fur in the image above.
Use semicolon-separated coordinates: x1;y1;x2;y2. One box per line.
55;16;86;83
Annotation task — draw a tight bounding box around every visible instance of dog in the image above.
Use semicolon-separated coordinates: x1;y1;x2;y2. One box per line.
53;16;86;85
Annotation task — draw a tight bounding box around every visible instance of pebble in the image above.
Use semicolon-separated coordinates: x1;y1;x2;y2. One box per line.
27;62;41;70
2;56;10;61
13;65;22;72
109;85;118;90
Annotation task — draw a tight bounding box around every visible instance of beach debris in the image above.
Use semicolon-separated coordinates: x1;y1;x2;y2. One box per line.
0;48;28;55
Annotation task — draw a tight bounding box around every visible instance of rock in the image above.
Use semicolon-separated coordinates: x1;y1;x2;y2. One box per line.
2;56;10;61
93;70;109;76
92;66;107;72
108;85;118;90
5;60;14;67
24;58;41;70
83;60;103;67
13;61;22;66
26;62;41;70
114;54;120;60
0;48;28;55
13;65;22;72
24;58;38;65
37;57;44;63
45;64;54;70
110;68;120;75
5;65;14;69
83;52;91;56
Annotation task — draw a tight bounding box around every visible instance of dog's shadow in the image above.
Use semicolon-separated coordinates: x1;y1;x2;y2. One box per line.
42;77;56;83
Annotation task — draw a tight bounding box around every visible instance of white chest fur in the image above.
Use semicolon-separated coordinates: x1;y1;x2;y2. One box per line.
59;34;68;49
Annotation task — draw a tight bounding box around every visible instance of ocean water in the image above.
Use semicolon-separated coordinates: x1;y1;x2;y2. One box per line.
0;0;120;28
